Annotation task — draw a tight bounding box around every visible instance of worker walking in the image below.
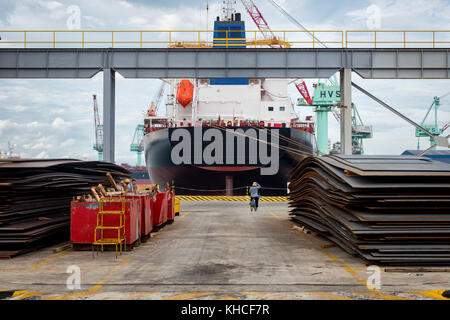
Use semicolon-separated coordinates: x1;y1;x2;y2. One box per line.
248;182;261;212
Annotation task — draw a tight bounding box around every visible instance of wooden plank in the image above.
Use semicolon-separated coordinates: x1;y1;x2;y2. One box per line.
52;242;72;254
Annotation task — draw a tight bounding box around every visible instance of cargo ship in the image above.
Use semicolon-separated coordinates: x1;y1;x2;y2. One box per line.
120;163;151;185
143;4;315;196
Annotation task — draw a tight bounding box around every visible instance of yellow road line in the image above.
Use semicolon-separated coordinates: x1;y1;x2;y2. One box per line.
128;291;162;299
29;251;71;271
16;291;50;300
241;291;291;300
352;291;413;300
45;258;131;300
149;231;165;240
268;211;281;220
241;291;268;298
0;290;28;299
307;292;354;300
323;251;367;287
410;290;449;300
266;211;369;288
217;296;240;300
291;224;368;288
179;212;191;219
12;290;29;297
164;292;214;300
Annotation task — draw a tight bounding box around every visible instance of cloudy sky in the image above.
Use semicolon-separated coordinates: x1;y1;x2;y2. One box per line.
0;0;449;164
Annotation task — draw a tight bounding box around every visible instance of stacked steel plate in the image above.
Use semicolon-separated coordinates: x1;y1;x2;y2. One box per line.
289;155;450;265
0;159;130;258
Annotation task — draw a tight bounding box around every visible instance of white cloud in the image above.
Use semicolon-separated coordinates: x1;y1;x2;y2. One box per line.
25;121;46;129
346;0;450;29
0;119;19;135
83;15;105;28
119;1;133;9
130;16;147;26
51;117;66;128
60;138;76;148
38;1;63;10
35;150;50;158
2;104;29;112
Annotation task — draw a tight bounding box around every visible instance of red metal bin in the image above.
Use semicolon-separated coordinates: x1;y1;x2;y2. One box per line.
141;194;152;237
151;192;168;229
118;194;152;239
71;199;140;245
167;191;175;223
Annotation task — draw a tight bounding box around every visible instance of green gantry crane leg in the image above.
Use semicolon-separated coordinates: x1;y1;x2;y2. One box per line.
316;106;330;155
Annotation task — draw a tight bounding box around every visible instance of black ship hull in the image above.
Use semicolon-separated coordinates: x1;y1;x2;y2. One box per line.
144;126;313;196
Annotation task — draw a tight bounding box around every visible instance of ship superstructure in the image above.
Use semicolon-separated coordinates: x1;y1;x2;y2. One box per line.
143;3;314;195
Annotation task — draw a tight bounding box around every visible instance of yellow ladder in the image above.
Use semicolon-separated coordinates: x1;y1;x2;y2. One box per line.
93;197;126;258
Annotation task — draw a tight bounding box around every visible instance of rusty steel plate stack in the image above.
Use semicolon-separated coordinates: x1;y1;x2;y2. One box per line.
288;155;450;265
0;159;130;258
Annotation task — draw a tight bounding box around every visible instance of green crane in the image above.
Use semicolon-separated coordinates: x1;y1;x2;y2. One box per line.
416;92;450;149
130;81;166;166
130;124;145;167
297;74;373;155
296;76;338;155
350;105;373;155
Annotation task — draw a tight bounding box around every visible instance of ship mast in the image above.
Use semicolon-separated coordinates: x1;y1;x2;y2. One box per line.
222;0;237;21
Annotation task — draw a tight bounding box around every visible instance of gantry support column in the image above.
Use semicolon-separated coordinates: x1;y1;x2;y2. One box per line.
103;68;116;163
316;107;330;155
340;68;353;155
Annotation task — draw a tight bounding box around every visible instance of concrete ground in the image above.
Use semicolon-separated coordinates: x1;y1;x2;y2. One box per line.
0;201;449;300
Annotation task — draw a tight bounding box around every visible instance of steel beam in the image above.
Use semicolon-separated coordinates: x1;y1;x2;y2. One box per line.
0;48;449;79
103;68;115;163
1;47;449;162
340;69;352;155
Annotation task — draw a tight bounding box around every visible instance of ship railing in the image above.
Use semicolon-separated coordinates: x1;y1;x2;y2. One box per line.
170;119;314;129
145;118;169;133
291;121;314;134
1;30;449;49
146;125;168;133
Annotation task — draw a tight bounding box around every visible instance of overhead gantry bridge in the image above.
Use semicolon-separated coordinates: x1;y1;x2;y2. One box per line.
0;30;449;161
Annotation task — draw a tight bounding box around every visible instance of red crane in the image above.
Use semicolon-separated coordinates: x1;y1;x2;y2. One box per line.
295;81;313;105
148;82;166;117
443;121;449;132
92;94;103;160
240;0;281;48
240;0;312;104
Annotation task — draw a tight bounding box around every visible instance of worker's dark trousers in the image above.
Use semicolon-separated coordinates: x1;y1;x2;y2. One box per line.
251;197;259;208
